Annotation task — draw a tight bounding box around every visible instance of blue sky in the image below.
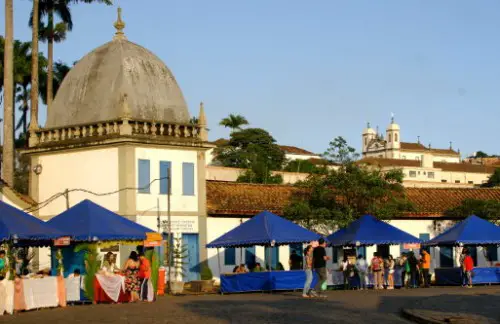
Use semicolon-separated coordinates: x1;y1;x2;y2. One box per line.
1;0;499;156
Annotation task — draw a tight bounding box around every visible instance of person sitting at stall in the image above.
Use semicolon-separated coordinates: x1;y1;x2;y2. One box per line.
101;252;119;274
289;250;303;270
0;250;6;280
235;264;248;273
68;268;81;279
252;263;263;272
232;265;239;273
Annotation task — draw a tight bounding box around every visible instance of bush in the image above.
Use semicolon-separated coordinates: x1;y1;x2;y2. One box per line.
200;264;213;280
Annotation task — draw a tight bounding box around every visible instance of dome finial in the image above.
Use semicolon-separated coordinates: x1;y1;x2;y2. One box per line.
113;7;126;40
390;112;395;124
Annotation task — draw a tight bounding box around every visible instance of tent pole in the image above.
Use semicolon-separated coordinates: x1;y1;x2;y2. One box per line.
217;248;221;289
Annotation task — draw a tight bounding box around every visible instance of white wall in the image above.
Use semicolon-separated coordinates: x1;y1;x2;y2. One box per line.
285;153;320;161
37;148;120;217
135;147;198;213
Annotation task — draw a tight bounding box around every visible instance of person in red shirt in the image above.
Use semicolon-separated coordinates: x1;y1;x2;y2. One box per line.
138;252;152;301
463;251;474;288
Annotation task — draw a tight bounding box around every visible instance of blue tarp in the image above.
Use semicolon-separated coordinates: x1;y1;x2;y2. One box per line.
425;215;500;246
326;215;421;246
206;211;321;248
0;201;63;243
220;271;319;293
435;267;500;285
47;199;152;241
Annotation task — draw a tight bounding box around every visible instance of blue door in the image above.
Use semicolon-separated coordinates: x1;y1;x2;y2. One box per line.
182;234;200;281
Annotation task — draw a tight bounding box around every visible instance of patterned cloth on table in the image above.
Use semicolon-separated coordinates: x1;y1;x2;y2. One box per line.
124;268;139;293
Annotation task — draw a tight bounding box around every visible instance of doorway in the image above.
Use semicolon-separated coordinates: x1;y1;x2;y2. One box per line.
182;234;200;281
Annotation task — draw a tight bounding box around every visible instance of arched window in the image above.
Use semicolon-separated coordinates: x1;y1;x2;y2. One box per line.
395;133;399;142
388;134;392;142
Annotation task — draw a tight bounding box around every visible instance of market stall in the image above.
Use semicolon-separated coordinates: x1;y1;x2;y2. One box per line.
206;211;321;294
0;201;65;315
46;199;156;303
326;215;422;287
425;215;500;285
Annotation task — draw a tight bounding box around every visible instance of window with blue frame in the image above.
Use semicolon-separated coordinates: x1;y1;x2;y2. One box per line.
224;247;236;266
419;234;431;253
356;246;366;259
182;162;195;196
486;245;498;262
265;247;280;270
159;161;171;194
138;159;151;193
332;247;339;263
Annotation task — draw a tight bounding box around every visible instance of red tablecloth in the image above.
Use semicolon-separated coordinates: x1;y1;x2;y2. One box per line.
93;277;130;303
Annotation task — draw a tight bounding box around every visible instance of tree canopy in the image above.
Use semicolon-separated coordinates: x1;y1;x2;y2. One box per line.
482;168;500;188
219;114;249;132
445;198;500;223
214;128;285;184
284;138;413;233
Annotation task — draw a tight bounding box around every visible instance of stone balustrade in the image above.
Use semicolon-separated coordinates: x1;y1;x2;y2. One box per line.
29;118;203;147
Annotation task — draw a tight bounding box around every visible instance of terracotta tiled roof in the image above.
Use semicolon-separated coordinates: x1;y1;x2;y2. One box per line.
434;162;498;174
405;188;500;216
400;142;459;156
279;145;316;156
206;181;297;216
206;180;500;218
359;157;421;168
400;142;426;151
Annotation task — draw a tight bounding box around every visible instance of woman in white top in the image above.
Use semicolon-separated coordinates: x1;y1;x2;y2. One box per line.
356;254;368;290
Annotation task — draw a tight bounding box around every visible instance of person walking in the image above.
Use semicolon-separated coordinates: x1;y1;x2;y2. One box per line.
420;250;431;288
408;252;419;288
387;255;395;290
356;254;368;290
302;245;314;298
138;252;152;301
463;250;474;288
459;248;468;287
312;238;330;297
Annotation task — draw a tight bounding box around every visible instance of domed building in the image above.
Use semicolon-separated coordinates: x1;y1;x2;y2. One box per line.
25;8;212;279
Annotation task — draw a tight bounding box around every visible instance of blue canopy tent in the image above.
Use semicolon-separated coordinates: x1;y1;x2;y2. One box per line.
425;215;500;246
47;199;152;242
326;215;422;247
0;200;63;245
424;215;500;286
207;210;321;248
47;199;153;278
206;211;322;293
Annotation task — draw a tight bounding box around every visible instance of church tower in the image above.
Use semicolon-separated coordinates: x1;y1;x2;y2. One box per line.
385;115;400;158
362;122;376;154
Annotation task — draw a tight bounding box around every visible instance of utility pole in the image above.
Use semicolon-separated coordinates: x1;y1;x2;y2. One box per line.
167;167;172;293
156;198;160;233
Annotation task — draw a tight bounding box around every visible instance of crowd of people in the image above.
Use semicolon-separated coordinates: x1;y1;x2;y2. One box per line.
300;241;476;298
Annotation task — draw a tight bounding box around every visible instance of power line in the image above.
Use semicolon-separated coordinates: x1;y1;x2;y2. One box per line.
25;176;169;213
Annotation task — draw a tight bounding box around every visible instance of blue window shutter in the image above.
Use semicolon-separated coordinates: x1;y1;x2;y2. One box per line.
138;159;150;193
486;245;498;262
224;248;236;265
182;162;195;196
159;161;171;194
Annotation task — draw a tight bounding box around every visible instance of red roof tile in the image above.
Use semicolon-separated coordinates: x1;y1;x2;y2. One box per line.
359;157;421;168
279;145;316;156
206;180;500;218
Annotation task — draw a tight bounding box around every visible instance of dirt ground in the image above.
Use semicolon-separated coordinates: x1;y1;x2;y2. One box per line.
1;286;499;323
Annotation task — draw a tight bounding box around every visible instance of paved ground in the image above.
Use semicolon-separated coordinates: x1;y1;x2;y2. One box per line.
1;286;499;323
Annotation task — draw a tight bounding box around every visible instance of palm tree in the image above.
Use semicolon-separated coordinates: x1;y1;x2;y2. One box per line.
3;0;15;186
29;0;40;131
39;60;70;104
30;0;112;115
219;114;249;133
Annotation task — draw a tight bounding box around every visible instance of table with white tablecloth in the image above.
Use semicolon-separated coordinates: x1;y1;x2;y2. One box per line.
65;276;83;302
0;279;14;315
22;277;59;310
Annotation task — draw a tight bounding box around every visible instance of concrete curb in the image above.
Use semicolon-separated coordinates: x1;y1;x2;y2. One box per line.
401;309;494;324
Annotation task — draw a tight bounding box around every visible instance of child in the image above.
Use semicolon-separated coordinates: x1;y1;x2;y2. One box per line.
463;252;474;288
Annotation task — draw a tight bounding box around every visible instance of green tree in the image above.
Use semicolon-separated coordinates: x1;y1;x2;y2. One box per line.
445;198;500;224
283;159;327;174
323;136;359;164
482;168;500;188
284;139;412;233
215;128;286;184
475;151;489;158
219;114;249;133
